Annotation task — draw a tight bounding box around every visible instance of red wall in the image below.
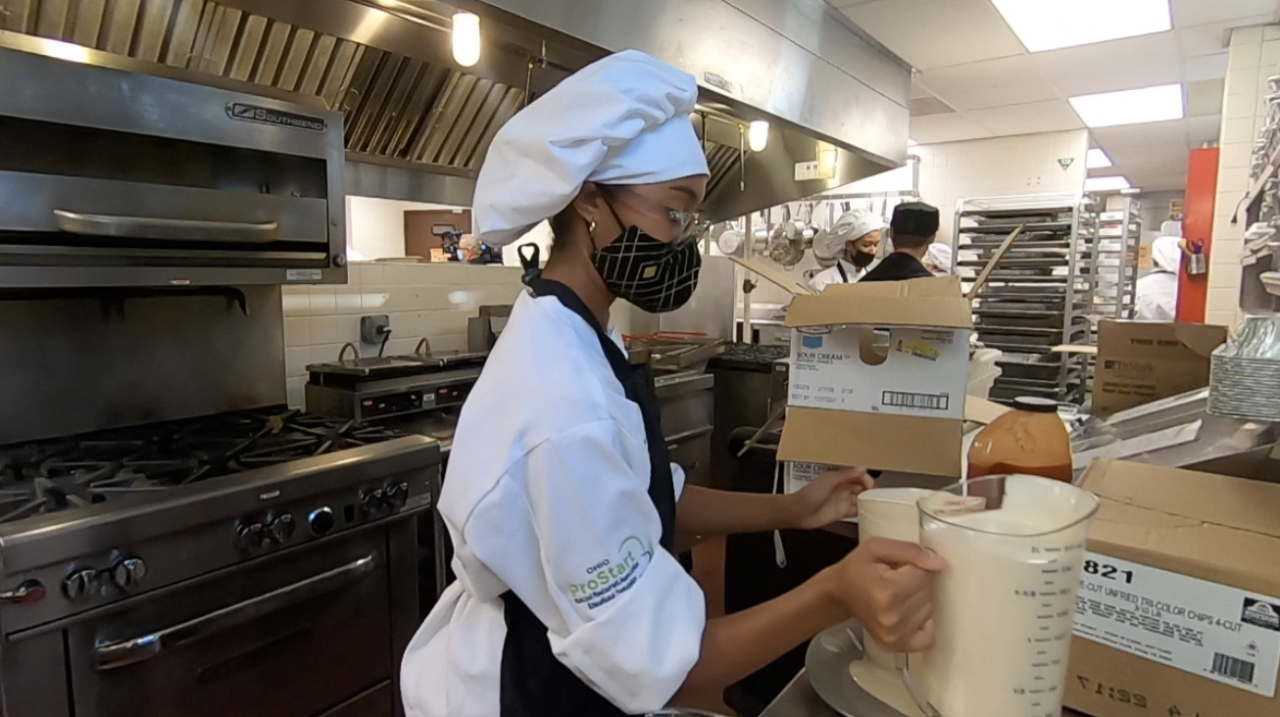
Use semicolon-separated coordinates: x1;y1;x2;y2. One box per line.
1179;148;1218;322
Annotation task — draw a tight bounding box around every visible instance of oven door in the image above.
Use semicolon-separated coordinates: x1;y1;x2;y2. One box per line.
67;530;393;717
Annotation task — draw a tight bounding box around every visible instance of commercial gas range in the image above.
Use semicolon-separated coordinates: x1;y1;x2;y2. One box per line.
0;408;437;717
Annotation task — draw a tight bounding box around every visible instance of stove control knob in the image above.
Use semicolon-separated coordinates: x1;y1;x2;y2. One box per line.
62;570;98;601
360;487;386;514
235;522;266;551
308;507;335;536
110;558;147;590
384;481;410;508
267;513;296;544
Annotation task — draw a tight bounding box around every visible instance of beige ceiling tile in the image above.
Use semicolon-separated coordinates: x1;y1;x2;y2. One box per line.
1104;142;1191;173
840;0;1025;70
1035;32;1182;96
1176;15;1274;57
916;54;1057;111
1091;119;1189;148
1185;114;1224;143
909;113;995;144
1173;0;1279;28
963;100;1086;136
1183;53;1229;83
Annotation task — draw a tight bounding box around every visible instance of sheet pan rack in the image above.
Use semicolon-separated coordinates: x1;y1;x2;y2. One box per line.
953;193;1099;405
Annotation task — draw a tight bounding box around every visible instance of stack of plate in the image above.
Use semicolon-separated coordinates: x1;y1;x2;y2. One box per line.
1208;314;1280;421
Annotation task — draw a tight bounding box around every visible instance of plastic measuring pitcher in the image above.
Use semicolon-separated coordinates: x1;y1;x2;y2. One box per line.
910;474;1099;717
856;488;934;671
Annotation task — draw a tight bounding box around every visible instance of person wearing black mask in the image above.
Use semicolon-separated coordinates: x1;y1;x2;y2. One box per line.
860;201;941;283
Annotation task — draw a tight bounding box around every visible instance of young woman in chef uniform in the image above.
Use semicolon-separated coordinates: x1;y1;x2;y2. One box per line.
399;50;945;717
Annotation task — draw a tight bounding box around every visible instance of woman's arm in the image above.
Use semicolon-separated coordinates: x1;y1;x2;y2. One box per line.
675;468;872;537
670;538;945;706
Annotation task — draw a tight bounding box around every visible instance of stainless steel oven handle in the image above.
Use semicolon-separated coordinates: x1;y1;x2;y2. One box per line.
54;209;279;243
93;554;376;671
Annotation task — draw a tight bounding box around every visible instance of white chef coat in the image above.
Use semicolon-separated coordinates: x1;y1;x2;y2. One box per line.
400;289;706;717
808;259;869;293
1135;270;1178;321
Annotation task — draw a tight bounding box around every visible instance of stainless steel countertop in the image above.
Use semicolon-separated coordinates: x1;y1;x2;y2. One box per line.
760;670;1089;717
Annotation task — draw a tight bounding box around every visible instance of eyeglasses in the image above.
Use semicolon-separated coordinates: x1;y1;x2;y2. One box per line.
604;188;708;244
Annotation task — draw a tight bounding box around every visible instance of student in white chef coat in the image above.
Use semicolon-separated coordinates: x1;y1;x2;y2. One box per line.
807;208;884;292
400;50;945;717
1135;235;1181;321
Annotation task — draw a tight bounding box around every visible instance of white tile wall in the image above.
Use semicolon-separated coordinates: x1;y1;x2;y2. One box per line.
281;262;527;408
913;130;1090;241
1208;25;1280;323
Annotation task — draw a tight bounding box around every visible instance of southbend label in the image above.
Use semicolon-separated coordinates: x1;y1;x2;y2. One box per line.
1074;552;1280;697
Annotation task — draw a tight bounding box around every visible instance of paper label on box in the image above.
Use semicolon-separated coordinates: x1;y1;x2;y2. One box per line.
789;326;968;419
1074;552;1280;697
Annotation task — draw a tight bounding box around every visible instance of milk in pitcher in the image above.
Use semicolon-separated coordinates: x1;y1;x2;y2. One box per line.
917;475;1096;717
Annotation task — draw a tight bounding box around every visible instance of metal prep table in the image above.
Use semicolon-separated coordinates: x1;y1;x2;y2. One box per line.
761;670;1090;717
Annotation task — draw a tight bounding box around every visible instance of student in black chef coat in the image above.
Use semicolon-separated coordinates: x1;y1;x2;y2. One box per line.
860;201;941;283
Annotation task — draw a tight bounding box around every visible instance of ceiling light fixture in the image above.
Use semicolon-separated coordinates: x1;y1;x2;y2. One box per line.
1069;84;1183;128
452;12;481;67
1085;175;1132;192
908;138;918;147
748;120;770;152
1120;188;1142;194
991;0;1171;53
1086;148;1113;169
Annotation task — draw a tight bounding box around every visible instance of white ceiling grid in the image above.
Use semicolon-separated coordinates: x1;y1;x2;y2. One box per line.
829;0;1280;190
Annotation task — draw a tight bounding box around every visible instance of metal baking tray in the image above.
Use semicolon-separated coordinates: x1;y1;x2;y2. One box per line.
958;257;1070;268
976;314;1090;330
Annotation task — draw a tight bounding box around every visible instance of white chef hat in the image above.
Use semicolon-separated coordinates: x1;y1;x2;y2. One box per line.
813;208;883;259
472;50;710;247
924;242;953;274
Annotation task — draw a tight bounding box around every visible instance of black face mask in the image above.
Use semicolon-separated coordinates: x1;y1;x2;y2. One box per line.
849;250;876;269
593;212;701;314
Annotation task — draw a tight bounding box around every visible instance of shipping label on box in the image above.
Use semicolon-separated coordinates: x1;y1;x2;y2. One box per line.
1074;552;1280;698
788;326;969;420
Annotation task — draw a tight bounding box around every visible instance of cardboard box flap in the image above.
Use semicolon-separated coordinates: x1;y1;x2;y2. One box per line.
784;276;973;329
965;395;1010;425
779;407;963;477
1088;499;1280;596
1082;459;1280;540
1097;320;1227;359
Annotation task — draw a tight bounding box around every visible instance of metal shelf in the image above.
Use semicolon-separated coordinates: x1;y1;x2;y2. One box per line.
954;192;1105;406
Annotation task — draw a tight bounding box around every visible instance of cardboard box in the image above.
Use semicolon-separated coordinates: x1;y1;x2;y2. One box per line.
1091;321;1227;418
1068;460;1280;717
778;277;973;476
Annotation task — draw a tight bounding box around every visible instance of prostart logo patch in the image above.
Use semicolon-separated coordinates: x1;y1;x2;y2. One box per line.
1242;598;1280;632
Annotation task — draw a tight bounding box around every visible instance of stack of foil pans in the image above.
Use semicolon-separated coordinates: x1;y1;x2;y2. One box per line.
1209;314;1280;421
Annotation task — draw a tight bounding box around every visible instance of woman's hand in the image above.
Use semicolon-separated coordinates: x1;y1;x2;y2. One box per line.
788;467;875;530
823;538;947;653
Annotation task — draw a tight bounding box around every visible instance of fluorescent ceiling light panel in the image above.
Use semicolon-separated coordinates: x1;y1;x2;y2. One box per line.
1069;84;1183;128
1120;188;1141;194
991;0;1171;52
1086;148;1113;169
1085;176;1132;192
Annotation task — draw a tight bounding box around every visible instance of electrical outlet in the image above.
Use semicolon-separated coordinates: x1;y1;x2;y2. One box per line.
360;315;390;344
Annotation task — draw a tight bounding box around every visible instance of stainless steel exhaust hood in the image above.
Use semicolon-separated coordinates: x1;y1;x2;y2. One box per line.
0;0;910;220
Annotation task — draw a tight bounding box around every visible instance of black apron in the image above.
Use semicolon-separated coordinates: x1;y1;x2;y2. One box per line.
835;262;849;283
499;260;677;717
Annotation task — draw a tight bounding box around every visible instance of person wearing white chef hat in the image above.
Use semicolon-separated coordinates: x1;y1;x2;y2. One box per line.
398;50;944;717
807;207;884;292
1135;234;1182;321
923;241;953;276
